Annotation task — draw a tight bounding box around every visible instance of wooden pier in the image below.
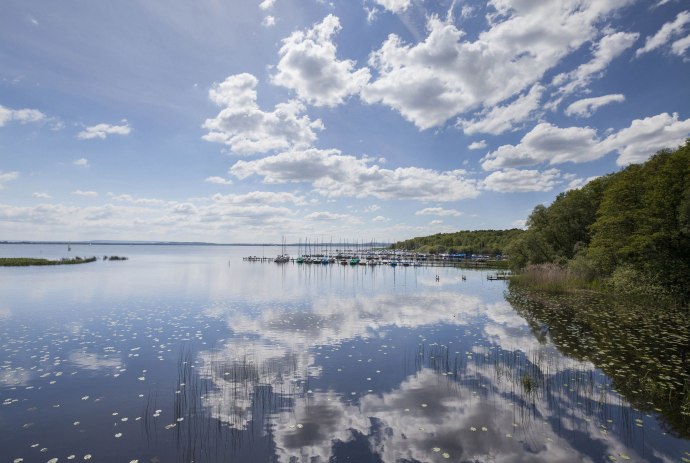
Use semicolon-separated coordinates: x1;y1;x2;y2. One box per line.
243;254;508;269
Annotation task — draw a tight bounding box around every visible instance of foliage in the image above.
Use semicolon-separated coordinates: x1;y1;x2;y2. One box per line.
511;141;690;304
391;229;524;256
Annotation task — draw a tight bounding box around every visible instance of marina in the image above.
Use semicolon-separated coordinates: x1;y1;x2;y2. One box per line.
242;248;506;268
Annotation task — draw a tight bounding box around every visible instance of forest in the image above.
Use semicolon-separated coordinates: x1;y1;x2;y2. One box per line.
508;141;690;304
391;229;524;256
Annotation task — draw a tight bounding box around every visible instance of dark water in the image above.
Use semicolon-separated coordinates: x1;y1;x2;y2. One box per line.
1;244;689;462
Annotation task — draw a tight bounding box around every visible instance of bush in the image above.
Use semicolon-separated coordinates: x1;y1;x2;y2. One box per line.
608;265;676;306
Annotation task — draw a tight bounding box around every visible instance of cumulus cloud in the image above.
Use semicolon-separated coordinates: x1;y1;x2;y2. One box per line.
482;112;690;169
259;0;275;10
362;2;633;129
205;176;232;185
0;104;45;127
32;192;53;199
415;207;462;216
73;158;89;167
0;194;308;241
468;140;487;150
202;73;323;154
482;168;562;192
0;171;19;189
636;11;690;56
230;148;480;201
564;94;625;117
77;121;131;140
272;15;371;107
72;190;98;197
481;123;602;170
457;84;543;135
599;112;690;164
374;0;411;14
372;215;388;222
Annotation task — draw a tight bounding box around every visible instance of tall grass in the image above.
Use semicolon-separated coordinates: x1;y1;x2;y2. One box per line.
509;263;599;293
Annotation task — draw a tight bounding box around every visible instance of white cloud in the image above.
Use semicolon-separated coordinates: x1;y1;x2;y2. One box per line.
211;191;307;206
482;168;562;192
482;112;690;169
0;105;45;127
566;175;600;190
77;121;131;140
262;15;276;27
671;33;690;56
107;193;168;206
73;158;89;167
415;207;462;216
205;176;233;185
362;3;633;129
468;140;487;150
372;215;388;222
457;84;543;135
363;204;380;212
259;0;275;10
553;31;638;99
600;112;690;165
202;73;323;154
72;190;98;197
304;211;350;221
0;171;19;189
364;7;378;23
481;123;602;170
374;0;411;14
636;11;690;56
272;15;371;107
32;192;53;199
429;219;443;225
230;148;480;202
564;94;625;117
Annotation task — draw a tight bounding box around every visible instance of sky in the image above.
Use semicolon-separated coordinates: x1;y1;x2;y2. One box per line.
1;0;689;243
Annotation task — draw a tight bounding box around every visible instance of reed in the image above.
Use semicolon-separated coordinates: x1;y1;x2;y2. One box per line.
509;263;596;293
0;256;98;266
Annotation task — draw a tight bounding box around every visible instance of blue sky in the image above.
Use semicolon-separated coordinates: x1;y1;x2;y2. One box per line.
1;0;689;243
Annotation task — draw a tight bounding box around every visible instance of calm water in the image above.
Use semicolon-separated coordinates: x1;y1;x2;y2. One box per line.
1;244;688;463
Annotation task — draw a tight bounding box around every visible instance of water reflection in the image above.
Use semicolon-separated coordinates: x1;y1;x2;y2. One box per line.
1;245;689;462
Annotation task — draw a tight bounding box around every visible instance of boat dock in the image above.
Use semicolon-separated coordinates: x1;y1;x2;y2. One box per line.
243;252;507;269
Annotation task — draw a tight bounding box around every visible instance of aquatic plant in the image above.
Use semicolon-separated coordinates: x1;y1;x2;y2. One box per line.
506;286;690;437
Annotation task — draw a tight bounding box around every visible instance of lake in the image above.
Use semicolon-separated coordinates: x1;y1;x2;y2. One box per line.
1;244;689;462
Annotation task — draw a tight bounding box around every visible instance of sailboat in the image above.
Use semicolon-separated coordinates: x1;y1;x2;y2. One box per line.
274;236;290;263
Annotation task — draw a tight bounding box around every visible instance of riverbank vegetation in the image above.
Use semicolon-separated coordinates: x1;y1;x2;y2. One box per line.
0;256;98;266
391;229;524;255
508;141;690;306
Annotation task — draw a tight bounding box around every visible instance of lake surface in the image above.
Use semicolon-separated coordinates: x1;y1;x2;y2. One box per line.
1;244;689;462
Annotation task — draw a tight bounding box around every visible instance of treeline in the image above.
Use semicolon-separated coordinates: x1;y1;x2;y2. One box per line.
391;229;525;255
508;141;690;304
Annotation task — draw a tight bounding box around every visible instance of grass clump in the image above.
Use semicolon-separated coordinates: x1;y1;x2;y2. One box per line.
0;256;97;266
